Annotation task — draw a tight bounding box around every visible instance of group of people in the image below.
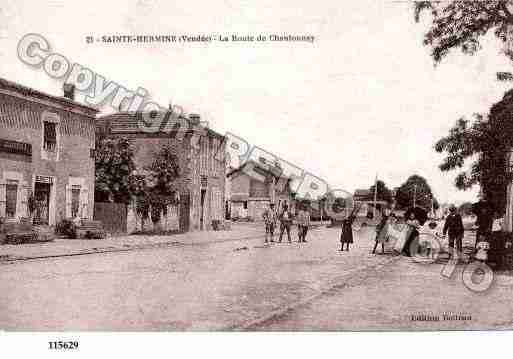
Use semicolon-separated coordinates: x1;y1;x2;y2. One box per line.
262;202;311;244
368;202;503;259
367;203;463;258
261;199;504;259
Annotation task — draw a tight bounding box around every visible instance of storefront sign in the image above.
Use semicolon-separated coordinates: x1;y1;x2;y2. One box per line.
0;139;32;156
35;175;53;184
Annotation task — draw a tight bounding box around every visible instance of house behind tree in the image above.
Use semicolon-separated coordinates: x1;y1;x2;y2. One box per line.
96;112;226;232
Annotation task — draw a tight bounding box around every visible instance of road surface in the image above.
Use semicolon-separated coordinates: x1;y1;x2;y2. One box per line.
1;225;512;331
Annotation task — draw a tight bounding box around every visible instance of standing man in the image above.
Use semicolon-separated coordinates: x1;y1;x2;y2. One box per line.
262;203;277;243
443;205;465;259
297;203;311;243
279;203;293;243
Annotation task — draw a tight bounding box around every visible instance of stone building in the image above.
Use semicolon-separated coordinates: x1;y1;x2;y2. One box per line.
0;78;98;226
227;162;294;221
96;112;226;232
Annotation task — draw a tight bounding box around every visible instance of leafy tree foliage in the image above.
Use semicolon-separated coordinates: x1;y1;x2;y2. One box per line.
395;175;439;210
414;1;513;213
129;144;180;224
414;1;513;73
95;135;181;226
369;180;394;204
434;91;513;212
95;137;136;203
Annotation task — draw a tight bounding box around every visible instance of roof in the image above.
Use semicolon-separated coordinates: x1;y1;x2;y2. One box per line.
0;77;98;116
227;161;290;180
98;111;225;139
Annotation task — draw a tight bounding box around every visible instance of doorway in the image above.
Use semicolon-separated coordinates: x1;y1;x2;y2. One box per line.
34;182;51;225
200;189;206;230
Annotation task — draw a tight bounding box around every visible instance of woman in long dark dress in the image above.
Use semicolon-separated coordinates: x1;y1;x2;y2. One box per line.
340;214;356;251
402;212;420;256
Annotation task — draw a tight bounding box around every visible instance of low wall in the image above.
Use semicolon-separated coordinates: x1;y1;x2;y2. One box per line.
127;204;180;233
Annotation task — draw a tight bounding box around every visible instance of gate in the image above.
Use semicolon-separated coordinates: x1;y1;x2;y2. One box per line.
179;193;190;232
94;202;127;234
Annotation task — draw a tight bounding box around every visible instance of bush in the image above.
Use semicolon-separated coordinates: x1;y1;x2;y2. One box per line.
55;219;77;239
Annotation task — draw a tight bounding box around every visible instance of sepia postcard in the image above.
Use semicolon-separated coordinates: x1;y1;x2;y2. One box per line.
3;1;513;350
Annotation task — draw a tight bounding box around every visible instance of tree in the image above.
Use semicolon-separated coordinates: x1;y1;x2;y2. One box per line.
414;1;513;212
95;136;136;203
369;180;393;204
395;175;438;210
433;91;513;212
414;1;513;79
129;144;180;226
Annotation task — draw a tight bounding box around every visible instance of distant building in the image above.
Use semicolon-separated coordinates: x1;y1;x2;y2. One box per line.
353;188;387;218
97;112;226;232
0;78;98;226
227;162;295;220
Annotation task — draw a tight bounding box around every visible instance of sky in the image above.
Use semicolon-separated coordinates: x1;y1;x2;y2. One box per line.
1;0;512;205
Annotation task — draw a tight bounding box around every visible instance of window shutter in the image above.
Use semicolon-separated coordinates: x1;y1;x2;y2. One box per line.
19;185;29;218
0;183;6;217
80;186;89;218
211;188;221;221
65;185;72;218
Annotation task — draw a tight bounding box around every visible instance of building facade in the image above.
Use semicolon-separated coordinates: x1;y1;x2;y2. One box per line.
97;112;226;232
0;78;98;226
227;163;294;221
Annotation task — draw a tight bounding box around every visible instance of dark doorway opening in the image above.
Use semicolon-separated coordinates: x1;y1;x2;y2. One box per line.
34;182;51;225
200;189;206;230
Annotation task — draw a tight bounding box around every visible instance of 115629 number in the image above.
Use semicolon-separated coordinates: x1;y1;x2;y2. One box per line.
48;341;79;350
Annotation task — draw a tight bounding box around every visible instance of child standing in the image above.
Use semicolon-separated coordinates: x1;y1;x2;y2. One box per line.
340;213;356;251
372;205;393;255
297;206;311;243
262;203;277;243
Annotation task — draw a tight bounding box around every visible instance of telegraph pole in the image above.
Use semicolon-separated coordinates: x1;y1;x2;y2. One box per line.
413;184;417;208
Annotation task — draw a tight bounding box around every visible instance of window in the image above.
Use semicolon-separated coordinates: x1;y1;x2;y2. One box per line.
5;182;18;218
71;186;81;218
43;121;57;151
243;201;248;210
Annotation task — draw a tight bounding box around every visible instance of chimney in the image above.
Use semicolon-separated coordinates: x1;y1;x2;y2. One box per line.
189;113;200;125
63;83;75;100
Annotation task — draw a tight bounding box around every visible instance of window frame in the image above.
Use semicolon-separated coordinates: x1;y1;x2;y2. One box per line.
41;111;60;161
43;121;57;152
